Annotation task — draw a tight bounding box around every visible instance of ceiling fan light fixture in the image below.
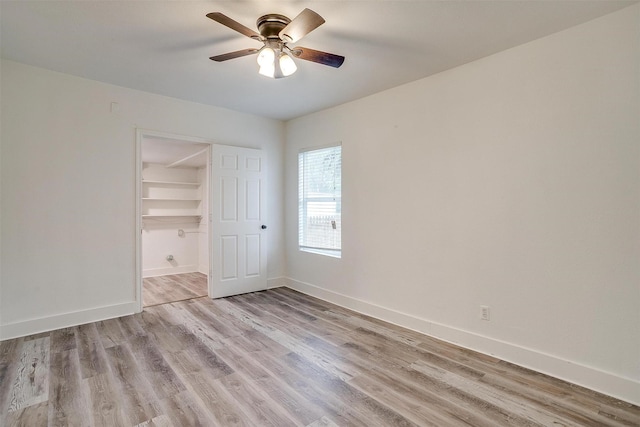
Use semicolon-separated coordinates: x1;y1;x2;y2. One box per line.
258;63;275;78
256;47;275;67
279;52;297;76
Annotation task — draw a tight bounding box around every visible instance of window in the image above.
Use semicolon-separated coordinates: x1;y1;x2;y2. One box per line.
298;144;342;257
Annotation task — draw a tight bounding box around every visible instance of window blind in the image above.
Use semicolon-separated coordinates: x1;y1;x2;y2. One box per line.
298;145;342;254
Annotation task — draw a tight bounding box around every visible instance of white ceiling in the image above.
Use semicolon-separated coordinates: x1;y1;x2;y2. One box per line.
1;1;635;121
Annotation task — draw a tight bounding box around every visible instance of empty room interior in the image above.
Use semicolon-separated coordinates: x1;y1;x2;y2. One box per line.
0;1;639;426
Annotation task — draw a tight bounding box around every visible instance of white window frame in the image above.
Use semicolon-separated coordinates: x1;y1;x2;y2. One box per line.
298;143;342;258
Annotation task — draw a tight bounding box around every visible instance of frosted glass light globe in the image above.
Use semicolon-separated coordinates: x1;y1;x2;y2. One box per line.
279;53;297;76
257;47;275;67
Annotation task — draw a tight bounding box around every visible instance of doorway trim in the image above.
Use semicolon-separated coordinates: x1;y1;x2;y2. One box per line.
135;128;214;313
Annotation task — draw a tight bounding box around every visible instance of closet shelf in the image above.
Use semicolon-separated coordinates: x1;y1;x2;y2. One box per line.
142;180;200;186
142;171;203;219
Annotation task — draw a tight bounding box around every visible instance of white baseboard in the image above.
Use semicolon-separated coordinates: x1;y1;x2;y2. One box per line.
0;276;285;340
143;265;199;278
267;276;286;289
0;301;138;341
284;277;640;406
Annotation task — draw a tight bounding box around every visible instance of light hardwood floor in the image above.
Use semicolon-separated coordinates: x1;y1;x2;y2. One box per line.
0;288;638;426
143;272;208;307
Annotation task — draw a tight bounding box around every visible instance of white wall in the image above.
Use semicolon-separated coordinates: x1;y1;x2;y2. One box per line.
142;222;201;277
0;60;285;338
284;5;639;404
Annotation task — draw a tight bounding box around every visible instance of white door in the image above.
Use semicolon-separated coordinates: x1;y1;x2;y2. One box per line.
211;144;267;298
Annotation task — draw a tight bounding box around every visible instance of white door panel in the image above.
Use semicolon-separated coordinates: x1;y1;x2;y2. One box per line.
211;144;267;298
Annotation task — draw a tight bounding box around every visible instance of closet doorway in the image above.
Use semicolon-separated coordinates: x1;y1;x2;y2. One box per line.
137;131;212;308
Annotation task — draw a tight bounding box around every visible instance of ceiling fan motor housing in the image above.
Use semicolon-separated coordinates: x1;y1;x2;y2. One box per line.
257;14;291;40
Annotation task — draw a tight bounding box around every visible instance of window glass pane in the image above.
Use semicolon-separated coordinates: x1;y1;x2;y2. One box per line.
298;145;341;255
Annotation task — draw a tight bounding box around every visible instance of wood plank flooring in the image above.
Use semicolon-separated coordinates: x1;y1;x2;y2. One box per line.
143;272;208;307
1;288;638;426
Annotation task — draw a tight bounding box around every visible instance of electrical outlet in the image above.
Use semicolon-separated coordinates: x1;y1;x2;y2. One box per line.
480;305;490;321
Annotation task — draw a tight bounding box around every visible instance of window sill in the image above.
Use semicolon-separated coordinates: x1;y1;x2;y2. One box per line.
300;247;341;259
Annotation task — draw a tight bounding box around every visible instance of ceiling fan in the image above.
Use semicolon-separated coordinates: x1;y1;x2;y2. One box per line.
207;8;345;79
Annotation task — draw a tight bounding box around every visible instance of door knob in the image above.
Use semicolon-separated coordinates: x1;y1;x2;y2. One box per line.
261;225;267;230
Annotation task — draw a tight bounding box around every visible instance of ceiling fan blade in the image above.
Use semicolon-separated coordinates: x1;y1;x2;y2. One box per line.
210;48;260;62
206;12;263;41
279;8;325;43
290;47;345;68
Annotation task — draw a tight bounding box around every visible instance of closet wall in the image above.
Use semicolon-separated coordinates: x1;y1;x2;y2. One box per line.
141;162;209;277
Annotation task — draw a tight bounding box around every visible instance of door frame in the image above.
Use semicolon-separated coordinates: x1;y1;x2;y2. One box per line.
135;128;214;313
